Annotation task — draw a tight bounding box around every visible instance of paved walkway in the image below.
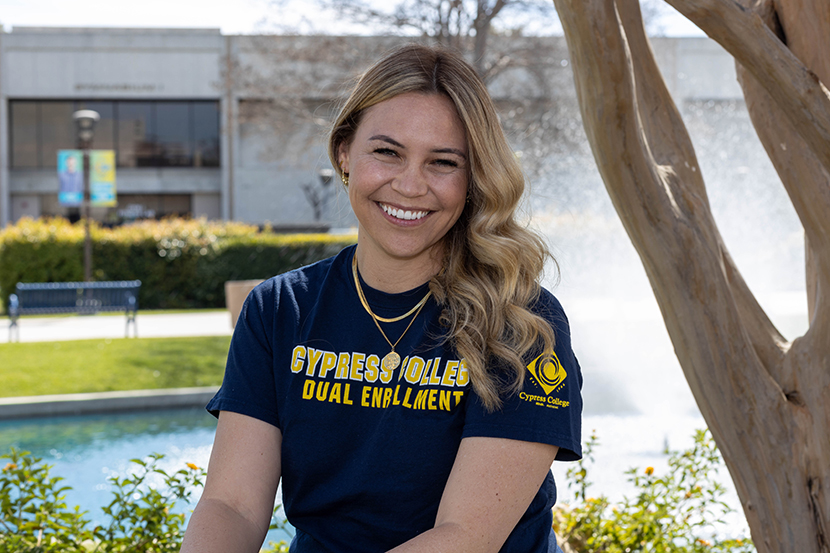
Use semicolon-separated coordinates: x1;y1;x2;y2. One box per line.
0;311;233;344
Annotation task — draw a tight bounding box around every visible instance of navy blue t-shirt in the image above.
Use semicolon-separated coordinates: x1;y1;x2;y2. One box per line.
207;245;582;553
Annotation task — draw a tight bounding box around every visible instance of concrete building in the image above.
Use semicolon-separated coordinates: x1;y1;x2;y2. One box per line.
0;27;746;228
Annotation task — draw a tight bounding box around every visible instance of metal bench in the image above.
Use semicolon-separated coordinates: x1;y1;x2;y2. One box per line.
8;280;141;342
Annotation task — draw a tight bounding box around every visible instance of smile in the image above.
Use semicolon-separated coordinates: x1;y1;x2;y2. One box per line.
380;203;430;221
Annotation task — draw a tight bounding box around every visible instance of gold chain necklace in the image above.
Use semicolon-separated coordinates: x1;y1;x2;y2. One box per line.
352;257;432;323
352;256;432;371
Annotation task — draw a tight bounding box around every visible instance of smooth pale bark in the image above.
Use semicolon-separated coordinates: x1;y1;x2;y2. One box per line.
552;0;830;551
734;0;830;328
776;0;830;325
665;0;830;175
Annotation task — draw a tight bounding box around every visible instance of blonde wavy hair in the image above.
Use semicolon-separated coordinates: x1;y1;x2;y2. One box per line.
328;43;557;411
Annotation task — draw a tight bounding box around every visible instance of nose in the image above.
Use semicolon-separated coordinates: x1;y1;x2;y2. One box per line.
390;164;429;198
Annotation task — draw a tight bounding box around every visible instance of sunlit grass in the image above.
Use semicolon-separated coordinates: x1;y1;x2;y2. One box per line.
0;336;231;398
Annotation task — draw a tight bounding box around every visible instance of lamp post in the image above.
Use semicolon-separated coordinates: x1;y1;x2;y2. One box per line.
73;109;100;282
318;168;334;188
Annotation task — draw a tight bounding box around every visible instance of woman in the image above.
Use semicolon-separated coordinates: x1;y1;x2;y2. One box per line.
181;43;582;553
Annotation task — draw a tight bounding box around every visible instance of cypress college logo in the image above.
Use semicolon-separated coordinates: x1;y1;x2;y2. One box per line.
525;351;567;396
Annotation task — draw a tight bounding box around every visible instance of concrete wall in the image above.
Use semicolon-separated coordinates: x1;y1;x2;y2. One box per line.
2;27;222;99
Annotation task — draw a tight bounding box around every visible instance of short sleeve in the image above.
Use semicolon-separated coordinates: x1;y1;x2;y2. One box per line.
206;280;281;428
462;290;583;461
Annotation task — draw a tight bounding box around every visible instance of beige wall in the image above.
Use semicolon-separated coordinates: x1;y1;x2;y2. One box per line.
10;194;40;221
193;193;221;220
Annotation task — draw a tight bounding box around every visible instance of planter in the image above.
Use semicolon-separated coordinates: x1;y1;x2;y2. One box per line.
224;279;265;329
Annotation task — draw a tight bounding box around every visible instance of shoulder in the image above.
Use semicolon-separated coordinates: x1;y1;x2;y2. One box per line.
530;287;572;337
464;285;584;458
527;287;580;396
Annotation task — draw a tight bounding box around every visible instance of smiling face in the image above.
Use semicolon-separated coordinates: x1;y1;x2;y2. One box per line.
338;92;469;288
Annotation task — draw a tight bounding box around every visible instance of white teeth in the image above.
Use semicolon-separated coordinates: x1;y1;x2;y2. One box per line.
381;204;428;221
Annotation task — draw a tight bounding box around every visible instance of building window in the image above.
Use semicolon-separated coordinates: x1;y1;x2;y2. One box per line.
10;102;38;168
77;101;116;152
9;99;220;169
157;102;191;166
39;102;75;169
117;101;156;167
193;102;221;167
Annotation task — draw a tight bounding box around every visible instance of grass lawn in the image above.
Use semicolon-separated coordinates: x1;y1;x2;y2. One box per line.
0;335;231;398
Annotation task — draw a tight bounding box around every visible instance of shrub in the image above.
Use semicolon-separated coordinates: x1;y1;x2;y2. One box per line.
0;448;88;552
90;453;206;553
553;429;755;553
2;432;755;552
0;449;291;552
0;217;356;312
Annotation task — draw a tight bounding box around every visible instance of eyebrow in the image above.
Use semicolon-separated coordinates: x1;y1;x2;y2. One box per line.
368;134;467;160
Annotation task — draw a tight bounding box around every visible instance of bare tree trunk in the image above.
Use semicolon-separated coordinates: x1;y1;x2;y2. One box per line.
552;0;830;550
472;0;507;75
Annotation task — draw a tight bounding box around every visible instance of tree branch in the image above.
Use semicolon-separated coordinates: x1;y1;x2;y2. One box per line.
665;0;830;178
628;0;789;384
615;0;789;370
553;0;786;409
734;0;830;338
616;0;703;192
738;63;830;333
621;0;791;371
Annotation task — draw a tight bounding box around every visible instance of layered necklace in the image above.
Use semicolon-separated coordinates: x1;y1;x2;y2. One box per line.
352;256;432;371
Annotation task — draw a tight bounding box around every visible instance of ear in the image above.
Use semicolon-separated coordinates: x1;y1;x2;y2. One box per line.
337;143;350;173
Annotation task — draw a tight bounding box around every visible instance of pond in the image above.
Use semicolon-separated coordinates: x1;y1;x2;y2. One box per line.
0;406;751;543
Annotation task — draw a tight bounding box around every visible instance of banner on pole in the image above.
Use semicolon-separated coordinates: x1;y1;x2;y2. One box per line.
90;150;117;207
58;149;117;207
57;150;83;206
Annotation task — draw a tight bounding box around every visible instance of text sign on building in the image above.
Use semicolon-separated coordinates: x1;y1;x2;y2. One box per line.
57;150;83;206
57;150;117;207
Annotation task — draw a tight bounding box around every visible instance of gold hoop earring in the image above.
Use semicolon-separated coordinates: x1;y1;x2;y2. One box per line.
341;171;349;187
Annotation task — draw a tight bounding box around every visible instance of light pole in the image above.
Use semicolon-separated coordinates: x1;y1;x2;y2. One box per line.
73;109;100;282
301;168;334;223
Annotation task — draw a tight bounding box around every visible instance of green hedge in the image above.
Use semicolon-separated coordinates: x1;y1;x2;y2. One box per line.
0;217;356;312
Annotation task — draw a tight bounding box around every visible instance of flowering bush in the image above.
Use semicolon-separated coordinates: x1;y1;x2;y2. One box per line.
553;429;755;553
0;449;291;552
0;449;88;552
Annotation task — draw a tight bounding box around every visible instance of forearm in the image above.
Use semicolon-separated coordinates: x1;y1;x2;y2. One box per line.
387;523;496;553
387;438;559;553
180;497;270;553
